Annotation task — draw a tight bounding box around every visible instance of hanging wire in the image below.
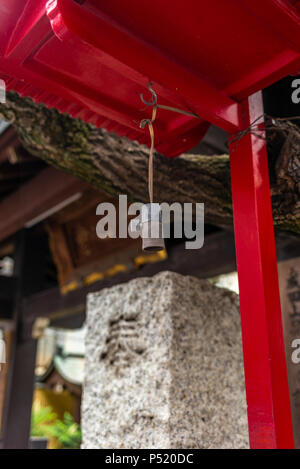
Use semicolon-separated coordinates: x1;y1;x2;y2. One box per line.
139;83;199;203
229;114;300;153
138;83;300;193
140;83;200;118
139;86;157;203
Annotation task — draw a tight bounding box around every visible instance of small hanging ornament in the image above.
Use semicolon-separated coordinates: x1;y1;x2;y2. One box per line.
141;202;164;252
0;337;6;372
138;84;165;252
136;83;200;252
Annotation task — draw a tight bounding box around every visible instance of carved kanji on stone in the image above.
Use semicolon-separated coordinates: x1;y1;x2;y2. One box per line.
100;312;145;374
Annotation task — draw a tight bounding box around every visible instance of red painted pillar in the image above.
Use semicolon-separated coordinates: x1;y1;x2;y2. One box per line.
229;91;294;449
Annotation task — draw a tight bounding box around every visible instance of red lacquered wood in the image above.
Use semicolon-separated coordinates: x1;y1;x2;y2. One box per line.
230;92;294;449
1;1;300;156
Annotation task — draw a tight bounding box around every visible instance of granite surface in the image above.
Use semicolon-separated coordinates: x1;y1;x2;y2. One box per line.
82;271;249;449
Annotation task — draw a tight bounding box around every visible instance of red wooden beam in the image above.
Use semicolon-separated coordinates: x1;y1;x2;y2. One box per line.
230;92;294;449
0;167;88;242
47;0;241;133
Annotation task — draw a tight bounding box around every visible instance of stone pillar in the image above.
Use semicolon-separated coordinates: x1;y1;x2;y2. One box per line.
82;271;248;449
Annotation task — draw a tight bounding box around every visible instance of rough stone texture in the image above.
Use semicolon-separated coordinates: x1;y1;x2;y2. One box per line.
82;271;249;449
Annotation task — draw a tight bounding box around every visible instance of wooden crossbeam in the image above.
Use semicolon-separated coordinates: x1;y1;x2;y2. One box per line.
0;167;88;243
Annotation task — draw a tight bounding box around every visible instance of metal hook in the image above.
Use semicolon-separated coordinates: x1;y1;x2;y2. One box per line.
140;82;158;107
140;82;200;120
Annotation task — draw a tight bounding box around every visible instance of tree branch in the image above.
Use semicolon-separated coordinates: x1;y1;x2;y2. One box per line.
0;92;299;235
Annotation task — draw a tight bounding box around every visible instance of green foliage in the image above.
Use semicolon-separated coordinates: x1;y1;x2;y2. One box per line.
45;412;82;449
31;405;81;449
31;405;57;438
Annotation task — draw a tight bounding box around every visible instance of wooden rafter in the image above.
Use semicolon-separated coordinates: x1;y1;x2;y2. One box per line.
0;167;88;243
